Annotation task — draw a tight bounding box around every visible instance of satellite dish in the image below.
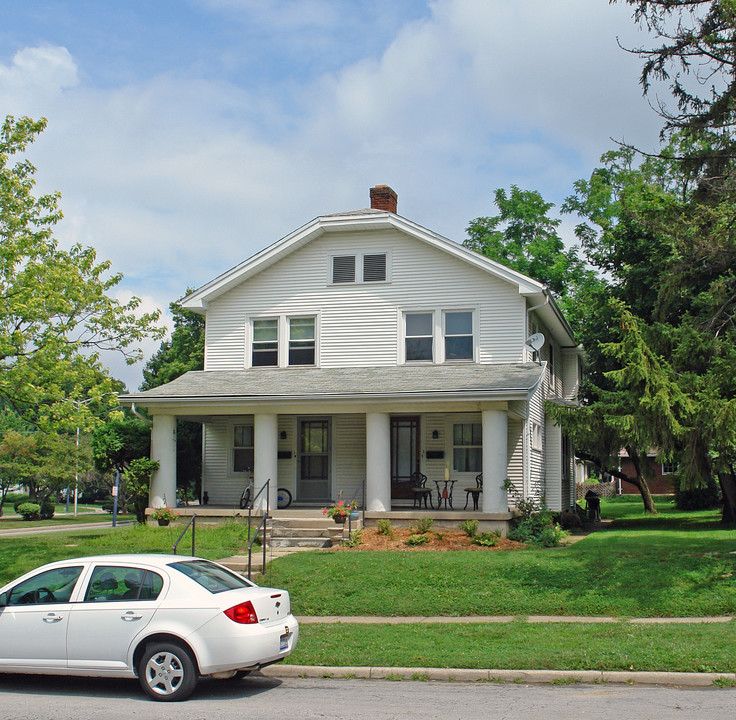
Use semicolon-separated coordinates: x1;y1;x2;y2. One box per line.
525;333;545;352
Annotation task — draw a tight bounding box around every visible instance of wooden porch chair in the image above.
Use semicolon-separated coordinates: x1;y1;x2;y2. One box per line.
463;473;483;510
410;471;434;509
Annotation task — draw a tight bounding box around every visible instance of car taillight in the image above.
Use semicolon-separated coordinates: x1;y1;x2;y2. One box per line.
224;600;259;624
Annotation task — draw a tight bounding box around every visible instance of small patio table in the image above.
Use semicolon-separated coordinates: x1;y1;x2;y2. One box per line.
435;479;456;510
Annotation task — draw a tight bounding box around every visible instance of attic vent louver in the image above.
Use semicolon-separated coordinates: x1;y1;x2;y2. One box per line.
332;255;356;283
363;253;387;282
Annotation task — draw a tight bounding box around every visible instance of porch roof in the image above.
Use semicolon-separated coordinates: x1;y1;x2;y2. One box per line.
120;363;544;406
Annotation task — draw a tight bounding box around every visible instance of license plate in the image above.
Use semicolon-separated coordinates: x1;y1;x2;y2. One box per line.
280;630;289;651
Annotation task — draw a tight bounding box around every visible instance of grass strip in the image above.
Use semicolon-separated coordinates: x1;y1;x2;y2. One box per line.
0;513;135;530
288;621;736;673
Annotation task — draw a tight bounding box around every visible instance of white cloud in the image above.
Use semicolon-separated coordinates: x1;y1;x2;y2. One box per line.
0;0;665;388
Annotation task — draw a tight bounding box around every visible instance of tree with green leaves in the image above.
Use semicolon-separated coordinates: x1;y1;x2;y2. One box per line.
141;293;205;498
0;115;164;428
464;185;599;328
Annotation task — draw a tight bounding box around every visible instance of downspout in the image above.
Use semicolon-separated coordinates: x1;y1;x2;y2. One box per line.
131;403;153;427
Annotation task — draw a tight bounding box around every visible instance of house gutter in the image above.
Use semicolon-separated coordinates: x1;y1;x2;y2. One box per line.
130;402;153;427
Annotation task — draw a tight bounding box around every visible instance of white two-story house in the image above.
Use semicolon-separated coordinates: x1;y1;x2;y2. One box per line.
121;185;582;528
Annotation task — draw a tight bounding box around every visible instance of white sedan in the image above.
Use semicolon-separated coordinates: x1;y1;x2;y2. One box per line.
0;554;298;701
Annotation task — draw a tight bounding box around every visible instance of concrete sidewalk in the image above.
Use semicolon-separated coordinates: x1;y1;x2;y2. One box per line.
298;615;735;625
263;614;736;689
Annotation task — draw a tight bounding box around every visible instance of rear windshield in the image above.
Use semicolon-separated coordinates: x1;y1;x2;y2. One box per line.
168;560;251;594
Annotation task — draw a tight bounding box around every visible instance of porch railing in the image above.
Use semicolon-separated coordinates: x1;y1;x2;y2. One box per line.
171;514;197;556
247;478;270;580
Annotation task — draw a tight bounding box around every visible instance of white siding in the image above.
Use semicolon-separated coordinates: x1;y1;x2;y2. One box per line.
204;229;527;371
332;414;366;504
507;418;524;503
201;418;243;505
561;349;580;401
527;369;547;505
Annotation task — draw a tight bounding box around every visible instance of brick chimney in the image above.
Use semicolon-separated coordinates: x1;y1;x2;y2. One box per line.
370;185;398;214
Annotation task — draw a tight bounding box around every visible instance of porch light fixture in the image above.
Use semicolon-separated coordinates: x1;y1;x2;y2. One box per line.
280;431;287;440
432;430;439;439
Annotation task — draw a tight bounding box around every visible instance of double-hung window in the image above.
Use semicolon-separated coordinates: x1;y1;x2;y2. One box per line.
233;425;254;473
444;311;473;360
403;309;475;363
405;312;434;362
453;423;482;472
252;319;278;366
289;317;315;366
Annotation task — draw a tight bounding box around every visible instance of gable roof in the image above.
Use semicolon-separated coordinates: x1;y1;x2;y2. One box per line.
181;208;545;310
180;207;577;347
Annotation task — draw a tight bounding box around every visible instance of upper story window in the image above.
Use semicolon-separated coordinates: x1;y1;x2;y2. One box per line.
402;308;476;364
330;252;389;284
288;317;315;366
444;311;473;360
405;312;433;362
252;318;278;367
249;315;318;368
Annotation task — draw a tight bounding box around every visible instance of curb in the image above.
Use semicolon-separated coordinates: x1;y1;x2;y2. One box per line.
261;664;736;688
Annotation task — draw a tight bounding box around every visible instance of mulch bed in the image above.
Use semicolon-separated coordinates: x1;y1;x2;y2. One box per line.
334;527;526;552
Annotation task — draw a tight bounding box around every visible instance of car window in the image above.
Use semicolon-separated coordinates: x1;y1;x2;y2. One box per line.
169;560;251;594
84;566;163;602
7;566;83;605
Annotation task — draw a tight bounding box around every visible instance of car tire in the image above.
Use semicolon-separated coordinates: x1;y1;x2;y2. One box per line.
138;642;198;702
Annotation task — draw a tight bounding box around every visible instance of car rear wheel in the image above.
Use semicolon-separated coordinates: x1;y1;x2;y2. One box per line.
138;642;198;702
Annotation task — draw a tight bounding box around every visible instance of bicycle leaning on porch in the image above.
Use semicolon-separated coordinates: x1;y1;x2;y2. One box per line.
239;474;292;510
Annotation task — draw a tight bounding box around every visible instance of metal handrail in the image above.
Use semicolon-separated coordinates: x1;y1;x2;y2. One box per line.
347;477;366;535
247;478;270;580
172;514;197;555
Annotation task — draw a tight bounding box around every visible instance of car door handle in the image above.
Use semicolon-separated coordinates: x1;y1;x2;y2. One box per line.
43;613;64;623
121;611;143;621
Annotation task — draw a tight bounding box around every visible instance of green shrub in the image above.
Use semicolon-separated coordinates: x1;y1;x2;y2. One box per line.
344;528;363;548
410;517;434;534
39;498;55;520
459;519;479;537
508;510;567;547
471;532;498;547
377;519;393;537
405;534;430;546
13;497;30;513
16;502;41;521
673;475;721;511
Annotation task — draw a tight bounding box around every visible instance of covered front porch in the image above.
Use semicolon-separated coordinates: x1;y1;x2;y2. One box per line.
120;363;547;529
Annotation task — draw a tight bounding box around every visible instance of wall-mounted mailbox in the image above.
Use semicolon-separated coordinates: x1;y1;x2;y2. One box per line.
426;450;445;460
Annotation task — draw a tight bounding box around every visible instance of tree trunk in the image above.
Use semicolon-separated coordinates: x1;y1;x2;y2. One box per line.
625;446;658;514
717;469;736;525
575;449;657;513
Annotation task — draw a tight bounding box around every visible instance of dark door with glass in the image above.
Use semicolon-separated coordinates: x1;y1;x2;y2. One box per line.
298;419;330;502
391;416;420;501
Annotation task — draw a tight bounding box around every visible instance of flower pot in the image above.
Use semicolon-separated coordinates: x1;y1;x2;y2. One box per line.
333;514;347;524
157;519;170;526
349;510;359;520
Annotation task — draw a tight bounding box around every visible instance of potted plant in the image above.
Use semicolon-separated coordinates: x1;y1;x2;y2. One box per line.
322;500;354;524
151;506;178;526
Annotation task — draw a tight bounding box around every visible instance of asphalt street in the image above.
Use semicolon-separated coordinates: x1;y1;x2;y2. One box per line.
0;673;733;720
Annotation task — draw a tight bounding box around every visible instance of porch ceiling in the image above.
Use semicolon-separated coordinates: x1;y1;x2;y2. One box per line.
120;363;543;411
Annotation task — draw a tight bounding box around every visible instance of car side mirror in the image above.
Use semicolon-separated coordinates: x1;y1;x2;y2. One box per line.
0;591;7;607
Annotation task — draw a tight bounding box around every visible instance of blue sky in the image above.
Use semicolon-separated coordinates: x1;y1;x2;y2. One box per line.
1;0;663;390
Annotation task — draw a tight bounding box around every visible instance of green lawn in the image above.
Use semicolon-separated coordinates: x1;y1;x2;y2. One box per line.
289;622;736;673
267;500;736;618
0;511;134;530
0;520;255;586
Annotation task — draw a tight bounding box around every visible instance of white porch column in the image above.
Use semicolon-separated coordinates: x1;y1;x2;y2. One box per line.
366;412;391;511
254;413;278;511
150;415;177;508
481;409;508;513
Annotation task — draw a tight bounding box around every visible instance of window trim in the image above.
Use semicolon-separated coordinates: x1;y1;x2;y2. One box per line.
400;307;477;364
247;313;320;368
328;250;391;285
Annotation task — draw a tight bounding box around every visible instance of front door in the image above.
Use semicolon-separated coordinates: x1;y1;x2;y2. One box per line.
391;416;420;501
297;418;331;502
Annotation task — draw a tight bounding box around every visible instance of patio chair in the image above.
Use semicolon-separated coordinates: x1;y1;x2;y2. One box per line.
463;473;483;510
410;471;434;509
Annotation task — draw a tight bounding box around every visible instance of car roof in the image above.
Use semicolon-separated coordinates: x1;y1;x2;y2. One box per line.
41;554;202;569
